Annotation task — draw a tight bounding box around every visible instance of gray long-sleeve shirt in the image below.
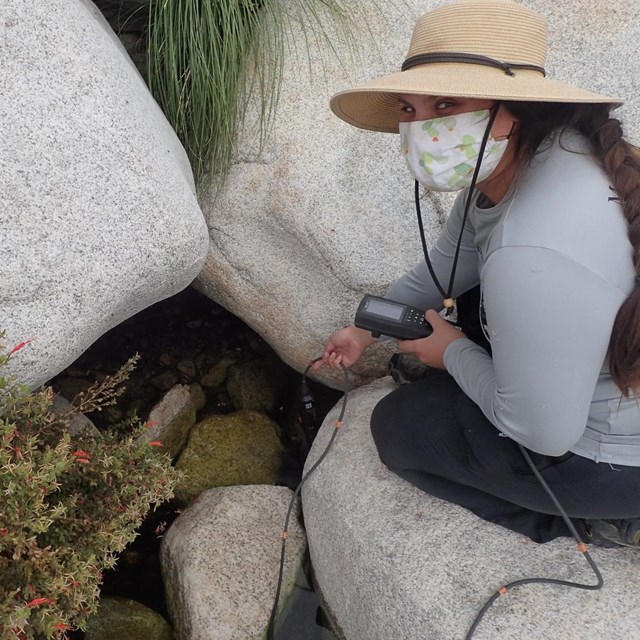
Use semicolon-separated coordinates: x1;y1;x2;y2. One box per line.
387;131;640;465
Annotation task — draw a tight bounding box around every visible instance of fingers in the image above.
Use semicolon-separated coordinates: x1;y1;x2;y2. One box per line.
426;308;465;338
425;308;444;325
326;351;344;370
312;349;345;371
314;326;369;372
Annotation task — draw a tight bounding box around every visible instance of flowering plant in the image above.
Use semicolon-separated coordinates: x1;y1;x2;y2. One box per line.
0;335;178;639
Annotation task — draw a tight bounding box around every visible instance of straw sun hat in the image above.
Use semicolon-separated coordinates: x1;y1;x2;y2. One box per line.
330;0;623;133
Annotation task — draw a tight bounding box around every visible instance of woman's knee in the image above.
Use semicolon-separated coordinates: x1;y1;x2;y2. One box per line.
370;375;459;470
370;392;395;447
370;390;412;468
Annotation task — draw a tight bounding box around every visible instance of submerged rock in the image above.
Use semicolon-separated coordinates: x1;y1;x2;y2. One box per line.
174;410;283;503
225;359;283;415
200;356;237;388
187;382;207;411
84;596;173;640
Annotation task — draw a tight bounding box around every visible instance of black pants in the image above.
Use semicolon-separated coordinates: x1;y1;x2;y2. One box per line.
370;289;640;543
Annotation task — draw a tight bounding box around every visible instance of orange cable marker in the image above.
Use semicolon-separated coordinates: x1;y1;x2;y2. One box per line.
282;531;289;539
334;420;343;428
577;542;588;553
498;586;508;596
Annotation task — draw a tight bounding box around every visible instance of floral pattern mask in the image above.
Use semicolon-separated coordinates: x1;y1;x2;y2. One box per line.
399;109;508;191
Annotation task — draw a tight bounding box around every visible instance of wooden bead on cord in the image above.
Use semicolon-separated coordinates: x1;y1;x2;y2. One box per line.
443;298;456;309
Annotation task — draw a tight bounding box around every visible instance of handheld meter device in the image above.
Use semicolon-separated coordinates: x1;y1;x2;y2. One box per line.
354;295;433;340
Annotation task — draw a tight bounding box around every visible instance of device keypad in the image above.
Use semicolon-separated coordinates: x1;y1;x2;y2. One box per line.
406;309;426;325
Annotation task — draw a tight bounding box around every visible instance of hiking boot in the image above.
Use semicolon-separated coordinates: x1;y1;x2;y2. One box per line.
584;519;640;549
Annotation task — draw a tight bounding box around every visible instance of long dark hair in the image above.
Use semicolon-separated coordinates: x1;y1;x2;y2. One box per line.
503;101;640;396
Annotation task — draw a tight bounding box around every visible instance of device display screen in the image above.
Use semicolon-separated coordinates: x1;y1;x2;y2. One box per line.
366;298;404;320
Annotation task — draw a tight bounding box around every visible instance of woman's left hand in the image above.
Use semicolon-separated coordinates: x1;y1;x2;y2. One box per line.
396;309;467;369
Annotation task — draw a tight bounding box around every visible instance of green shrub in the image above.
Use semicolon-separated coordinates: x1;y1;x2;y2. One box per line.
0;337;178;639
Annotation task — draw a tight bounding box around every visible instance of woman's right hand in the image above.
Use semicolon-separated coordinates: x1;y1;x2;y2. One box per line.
314;326;377;371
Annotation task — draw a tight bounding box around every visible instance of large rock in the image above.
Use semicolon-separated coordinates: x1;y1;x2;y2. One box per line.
195;0;640;389
138;384;197;459
161;485;306;640
84;597;173;640
301;377;640;639
50;393;101;439
174;410;283;504
1;0;209;389
225;359;284;415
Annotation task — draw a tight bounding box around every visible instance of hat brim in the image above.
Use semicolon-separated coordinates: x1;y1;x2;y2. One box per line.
330;64;623;133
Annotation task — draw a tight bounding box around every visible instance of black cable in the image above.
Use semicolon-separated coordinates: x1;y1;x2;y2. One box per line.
267;360;349;640
465;443;604;639
268;363;604;640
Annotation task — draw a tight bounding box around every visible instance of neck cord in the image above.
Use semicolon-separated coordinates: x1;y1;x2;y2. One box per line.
414;105;501;315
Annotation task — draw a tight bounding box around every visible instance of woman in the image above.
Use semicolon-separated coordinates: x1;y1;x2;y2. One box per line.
318;0;640;546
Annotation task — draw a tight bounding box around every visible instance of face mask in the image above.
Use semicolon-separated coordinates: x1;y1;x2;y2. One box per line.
399;110;508;192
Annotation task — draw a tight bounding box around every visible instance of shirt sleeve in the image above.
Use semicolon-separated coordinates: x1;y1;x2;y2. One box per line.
443;245;627;456
386;191;480;310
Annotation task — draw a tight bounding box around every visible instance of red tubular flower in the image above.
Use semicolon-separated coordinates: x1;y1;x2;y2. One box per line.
148;441;163;447
7;339;34;358
71;450;90;464
26;597;55;608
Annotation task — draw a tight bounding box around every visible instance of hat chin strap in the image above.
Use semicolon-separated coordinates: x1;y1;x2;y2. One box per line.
414;104;502;315
401;52;546;77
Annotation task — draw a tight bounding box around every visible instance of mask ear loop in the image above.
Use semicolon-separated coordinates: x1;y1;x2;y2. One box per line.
414;103;503;316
